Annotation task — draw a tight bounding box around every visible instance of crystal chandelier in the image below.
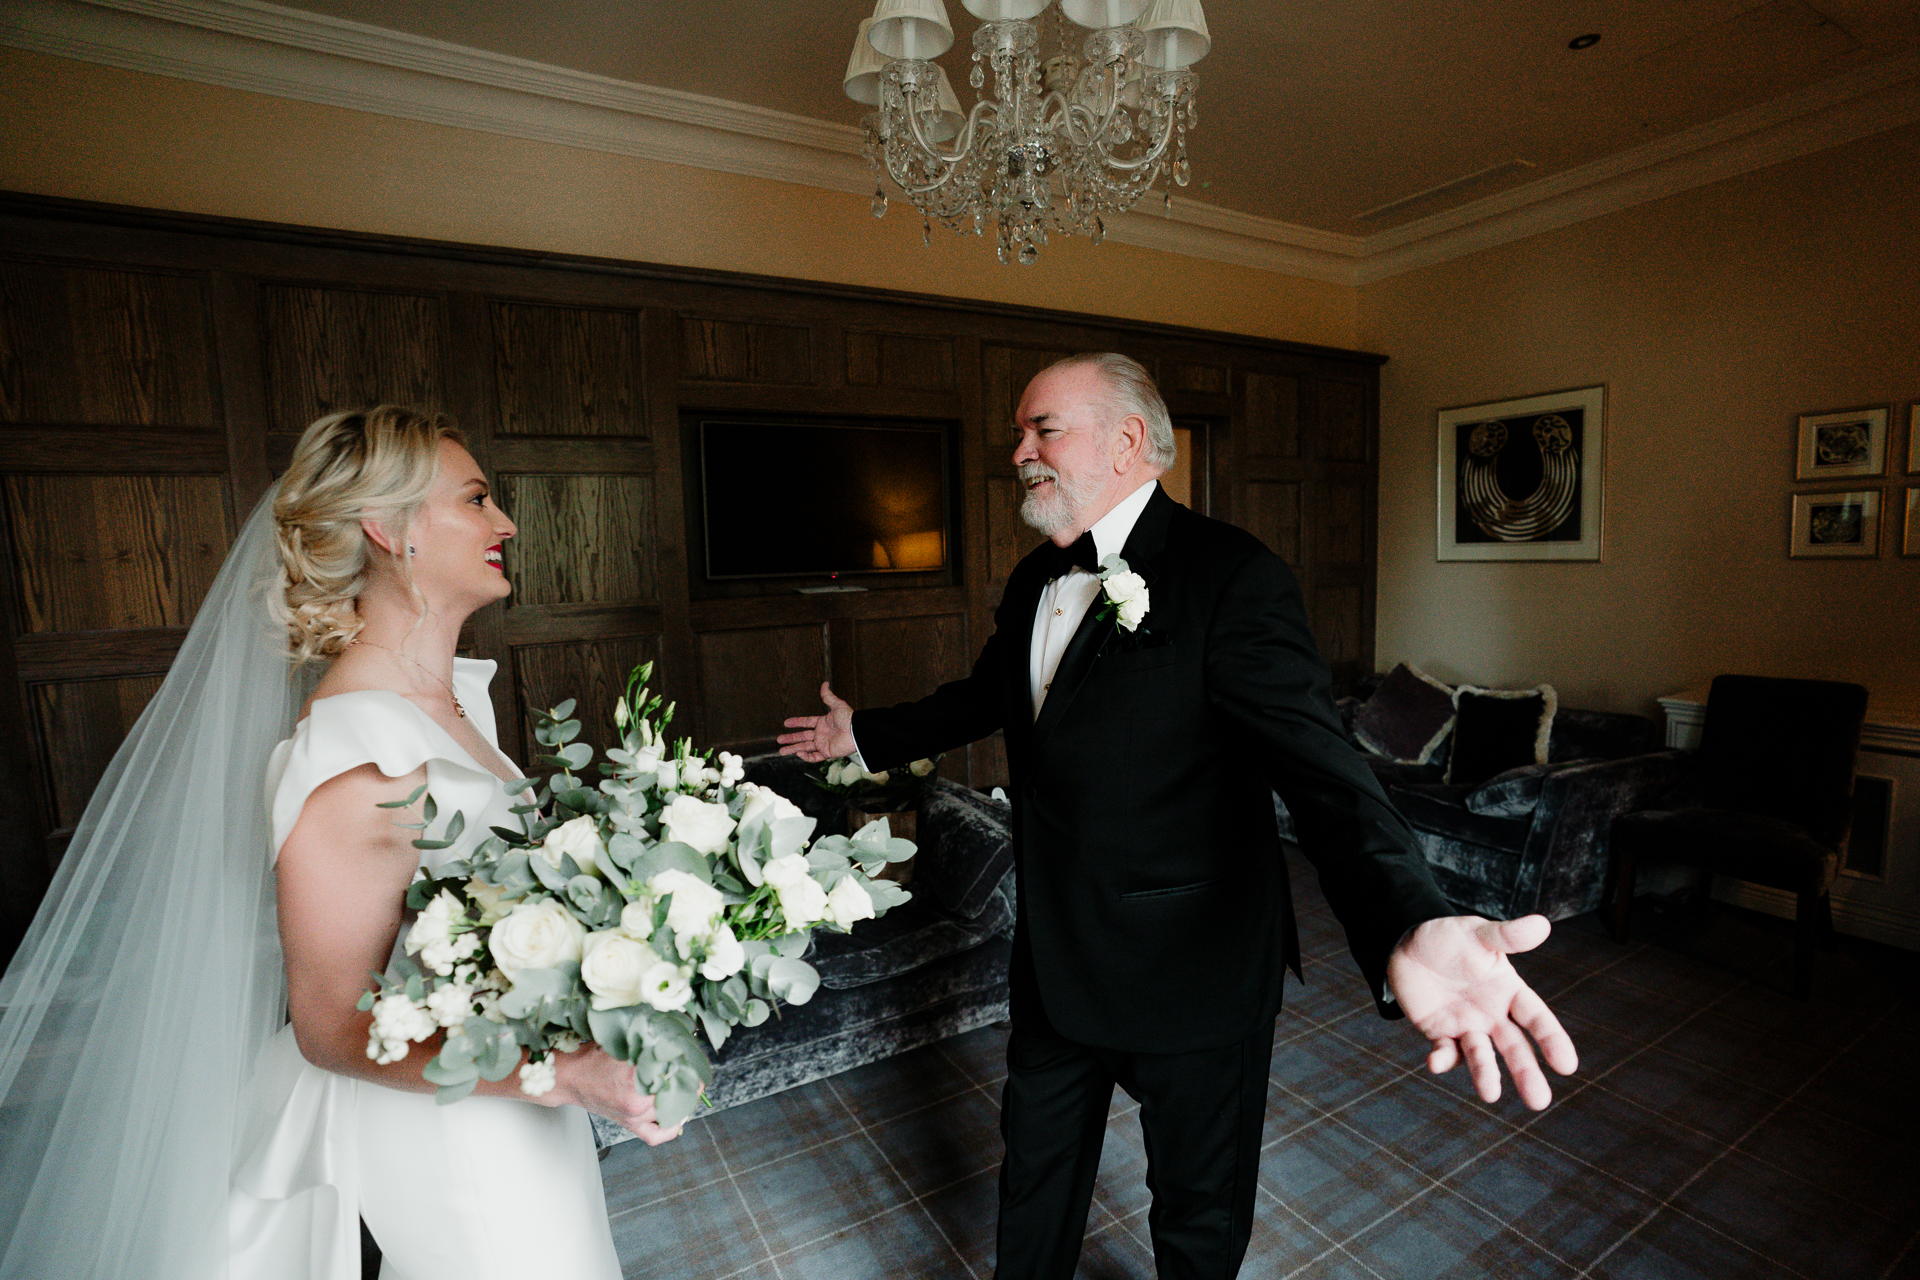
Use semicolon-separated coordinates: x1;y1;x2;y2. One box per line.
843;0;1211;265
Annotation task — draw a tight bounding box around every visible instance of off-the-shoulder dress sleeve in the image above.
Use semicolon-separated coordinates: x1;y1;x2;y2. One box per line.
264;658;519;867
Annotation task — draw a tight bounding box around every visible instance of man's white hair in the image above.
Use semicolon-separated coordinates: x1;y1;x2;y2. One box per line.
1042;352;1177;472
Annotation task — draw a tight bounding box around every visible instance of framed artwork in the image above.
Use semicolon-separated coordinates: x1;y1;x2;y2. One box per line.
1906;488;1920;557
1909;404;1919;475
1436;385;1604;561
1790;490;1880;558
1795;407;1886;481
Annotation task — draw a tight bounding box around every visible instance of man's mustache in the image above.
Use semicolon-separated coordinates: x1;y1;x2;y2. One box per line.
1018;463;1059;488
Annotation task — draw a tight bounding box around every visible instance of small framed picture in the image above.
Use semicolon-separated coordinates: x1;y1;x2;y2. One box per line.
1790;490;1880;558
1796;407;1886;481
1906;488;1920;557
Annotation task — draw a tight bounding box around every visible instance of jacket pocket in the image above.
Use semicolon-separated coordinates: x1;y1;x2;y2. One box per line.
1096;644;1177;675
1119;876;1226;901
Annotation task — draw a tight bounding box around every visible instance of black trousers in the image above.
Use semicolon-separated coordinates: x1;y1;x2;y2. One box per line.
993;1008;1275;1280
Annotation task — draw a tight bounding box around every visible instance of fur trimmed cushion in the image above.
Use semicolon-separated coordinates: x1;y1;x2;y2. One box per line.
1353;663;1456;764
1446;685;1558;788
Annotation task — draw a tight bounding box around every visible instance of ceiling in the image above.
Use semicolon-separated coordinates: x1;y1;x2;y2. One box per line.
263;0;1920;233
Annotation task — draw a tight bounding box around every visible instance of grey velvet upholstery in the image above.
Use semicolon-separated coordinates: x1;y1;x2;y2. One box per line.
1276;675;1684;922
593;757;1014;1147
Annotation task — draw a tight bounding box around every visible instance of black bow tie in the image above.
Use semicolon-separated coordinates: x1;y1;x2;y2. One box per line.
1037;531;1100;580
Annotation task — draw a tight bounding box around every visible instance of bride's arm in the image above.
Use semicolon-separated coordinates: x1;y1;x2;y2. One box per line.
277;763;682;1144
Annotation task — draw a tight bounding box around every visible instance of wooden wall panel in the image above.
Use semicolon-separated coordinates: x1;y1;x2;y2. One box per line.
985;475;1045;584
511;634;660;770
5;474;230;632
854;613;967;712
981;344;1071;452
1162;361;1228;396
1311;585;1364;669
1243;372;1300;461
679;317;813;384
1309;378;1370;463
0;262;217;427
501;474;657;606
1243;481;1303;566
1319;482;1367;566
696;624;827;750
491;302;646;437
846;331;955;391
259;285;447;432
32;675;164;829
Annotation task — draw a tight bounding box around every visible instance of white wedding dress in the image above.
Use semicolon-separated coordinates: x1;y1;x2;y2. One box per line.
226;658;621;1280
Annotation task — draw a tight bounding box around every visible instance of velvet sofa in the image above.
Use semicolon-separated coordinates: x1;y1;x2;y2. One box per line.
1273;676;1690;922
593;754;1013;1147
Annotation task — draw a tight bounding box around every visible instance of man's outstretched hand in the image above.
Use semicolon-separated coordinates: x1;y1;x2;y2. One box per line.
777;682;856;762
1387;914;1579;1111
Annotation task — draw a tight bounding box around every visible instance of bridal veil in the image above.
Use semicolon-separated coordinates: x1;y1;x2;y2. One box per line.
0;490;308;1278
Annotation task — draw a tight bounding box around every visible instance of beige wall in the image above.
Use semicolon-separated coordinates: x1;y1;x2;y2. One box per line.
1359;121;1920;716
0;47;1355;349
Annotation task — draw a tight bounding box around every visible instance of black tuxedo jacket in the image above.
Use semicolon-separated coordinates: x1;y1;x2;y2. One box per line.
853;487;1451;1054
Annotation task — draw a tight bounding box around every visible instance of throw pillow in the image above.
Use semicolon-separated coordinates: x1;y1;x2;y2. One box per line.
1352;663;1456;764
1446;684;1558;788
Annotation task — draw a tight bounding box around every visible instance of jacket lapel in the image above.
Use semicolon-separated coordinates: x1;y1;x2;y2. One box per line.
1029;486;1176;746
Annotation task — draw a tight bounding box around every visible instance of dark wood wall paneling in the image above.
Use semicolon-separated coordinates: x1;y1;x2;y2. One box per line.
0;194;1385;963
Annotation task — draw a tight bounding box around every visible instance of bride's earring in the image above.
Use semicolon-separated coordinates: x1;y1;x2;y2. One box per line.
407;544;416;556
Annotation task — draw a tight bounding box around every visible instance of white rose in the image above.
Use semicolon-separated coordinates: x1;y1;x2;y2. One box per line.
864;770;890;785
649;868;726;939
580;929;661;1010
519;1057;557;1097
909;758;936;777
1103;571;1150;631
488;899;587;983
695;923;746;981
538;815;604;879
717;752;745;786
738;781;804;832
639;960;694;1012
660;795;736;855
619;897;657;939
762;854;830;930
825;875;875;928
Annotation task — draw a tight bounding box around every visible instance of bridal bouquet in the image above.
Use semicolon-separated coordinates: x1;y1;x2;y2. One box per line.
358;662;915;1127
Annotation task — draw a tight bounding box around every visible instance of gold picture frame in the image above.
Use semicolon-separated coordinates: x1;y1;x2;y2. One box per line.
1795;407;1887;481
1790;490;1880;558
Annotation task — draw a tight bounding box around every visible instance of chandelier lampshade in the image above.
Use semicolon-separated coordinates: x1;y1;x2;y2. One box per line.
851;0;1209;264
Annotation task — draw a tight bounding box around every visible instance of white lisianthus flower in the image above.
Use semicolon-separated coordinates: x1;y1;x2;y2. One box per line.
909;758;936;777
825;875;876;928
695;923;746;980
424;981;475;1030
762;854;830;930
655;760;680;794
580;929;662;1010
717;751;745;787
660;795;736;855
639;960;694;1012
633;742;664;779
538;815;604;879
1100;568;1150;631
650;869;726;938
738;781;804;831
519;1057;557;1097
367;992;436;1064
489;899;587;984
619;896;657;939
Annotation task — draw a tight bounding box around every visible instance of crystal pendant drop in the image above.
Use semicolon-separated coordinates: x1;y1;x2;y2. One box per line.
1091;216;1104;245
922;217;932;247
1173;155;1190;186
1017;240;1038;265
970;51;984;90
872;187;888;219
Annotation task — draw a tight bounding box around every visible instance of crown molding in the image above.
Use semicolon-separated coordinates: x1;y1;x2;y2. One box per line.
5;0;1918;287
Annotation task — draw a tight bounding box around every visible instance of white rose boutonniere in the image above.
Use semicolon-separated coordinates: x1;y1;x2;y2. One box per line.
1095;554;1150;633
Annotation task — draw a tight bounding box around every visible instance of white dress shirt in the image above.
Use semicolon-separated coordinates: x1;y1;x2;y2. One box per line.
850;479;1160;766
1028;480;1158;720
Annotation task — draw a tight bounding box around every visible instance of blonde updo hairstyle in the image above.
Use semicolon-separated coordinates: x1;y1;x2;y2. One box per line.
272;405;467;662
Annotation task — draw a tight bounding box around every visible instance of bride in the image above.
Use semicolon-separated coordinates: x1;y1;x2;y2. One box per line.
0;406;677;1279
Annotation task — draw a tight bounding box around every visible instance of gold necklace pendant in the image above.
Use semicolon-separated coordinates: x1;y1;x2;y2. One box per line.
350;638;467;718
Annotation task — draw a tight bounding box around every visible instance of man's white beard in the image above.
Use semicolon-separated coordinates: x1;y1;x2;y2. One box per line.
1018;463;1100;538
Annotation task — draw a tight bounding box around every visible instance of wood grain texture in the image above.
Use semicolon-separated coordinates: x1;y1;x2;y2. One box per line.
12;626;185;683
1319;481;1367;566
1242;481;1303;566
33;674;164;829
981;344;1071;455
5;474;230;632
511;634;660;771
0;261;216;427
695;623;827;750
0;428;226;473
501;473;657;606
846;330;956;391
1243;372;1300;460
491;302;646;437
1308;378;1370;463
679;317;813;384
986;475;1045;584
260;285;447;433
1310;584;1364;667
1162;361;1228;396
854;612;967;713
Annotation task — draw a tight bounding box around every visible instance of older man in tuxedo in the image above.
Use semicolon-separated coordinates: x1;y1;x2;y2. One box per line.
780;353;1576;1280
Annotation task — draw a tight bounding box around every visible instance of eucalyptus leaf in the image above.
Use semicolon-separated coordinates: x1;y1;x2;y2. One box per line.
588;1006;640;1060
528;853;568;892
375;783;428;810
766;957;820;1005
423;1055;478;1088
558;742;593;771
653;1075;701;1130
865;880;913;912
741;998;770;1027
549;698;578;721
471;1021;519;1081
634;842;710;884
432;1075;480;1105
768;814;816;860
770;931;811;959
697;1007;730;1051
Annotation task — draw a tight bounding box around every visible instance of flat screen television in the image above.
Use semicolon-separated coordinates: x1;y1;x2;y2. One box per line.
698;417;950;580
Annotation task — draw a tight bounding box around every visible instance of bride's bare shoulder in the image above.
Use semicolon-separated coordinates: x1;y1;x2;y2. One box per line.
299;650;425;720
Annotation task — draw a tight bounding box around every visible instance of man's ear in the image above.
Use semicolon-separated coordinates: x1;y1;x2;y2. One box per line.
361;515;402;557
1112;413;1148;473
